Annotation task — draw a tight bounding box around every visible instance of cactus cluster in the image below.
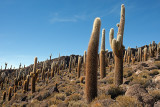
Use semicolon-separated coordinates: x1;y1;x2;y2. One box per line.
109;4;125;86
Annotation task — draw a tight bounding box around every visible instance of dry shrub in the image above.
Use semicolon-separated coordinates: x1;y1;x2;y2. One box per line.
149;89;160;101
90;102;102;107
50;98;62;105
106;77;113;84
130;72;151;87
55;93;66;101
109;95;142;107
65;88;73;96
148;70;159;76
96;94;111;100
105;72;114;84
123;68;133;78
65;93;81;103
106;84;125;99
155;61;160;69
68;101;88;107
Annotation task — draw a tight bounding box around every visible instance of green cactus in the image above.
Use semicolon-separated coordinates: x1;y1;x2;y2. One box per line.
109;4;125;86
85;17;101;103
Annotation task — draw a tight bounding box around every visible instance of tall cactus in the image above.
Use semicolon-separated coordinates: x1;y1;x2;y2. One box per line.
33;57;37;73
109;4;125;86
144;46;147;61
100;29;106;79
85;17;101;103
77;56;81;78
127;47;131;64
83;51;87;76
31;74;36;93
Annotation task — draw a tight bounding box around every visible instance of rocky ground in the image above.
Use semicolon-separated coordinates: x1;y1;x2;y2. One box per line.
0;55;160;107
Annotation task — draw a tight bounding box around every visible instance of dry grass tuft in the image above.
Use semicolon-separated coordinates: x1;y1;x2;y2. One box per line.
109;95;142;107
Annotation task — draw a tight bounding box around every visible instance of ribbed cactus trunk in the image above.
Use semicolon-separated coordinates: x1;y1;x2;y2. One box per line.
109;4;125;86
114;50;123;85
85;18;101;103
33;57;37;74
100;29;106;79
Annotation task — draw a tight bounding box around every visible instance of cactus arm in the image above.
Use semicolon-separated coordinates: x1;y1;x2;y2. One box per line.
109;28;114;48
118;4;125;42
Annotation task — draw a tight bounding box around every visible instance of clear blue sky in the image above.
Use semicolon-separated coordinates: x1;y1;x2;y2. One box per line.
0;0;160;69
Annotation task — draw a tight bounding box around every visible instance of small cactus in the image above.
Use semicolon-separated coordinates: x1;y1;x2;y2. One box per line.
131;57;135;64
77;56;81;78
23;80;27;93
14;78;18;87
68;61;71;73
1;82;3;90
109;4;125;86
48;68;51;79
14;85;17;93
26;75;30;91
42;68;45;81
3;91;6;101
85;17;101;103
8;87;12;101
51;68;54;78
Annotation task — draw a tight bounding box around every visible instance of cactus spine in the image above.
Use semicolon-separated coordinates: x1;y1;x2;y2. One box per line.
33;57;37;73
100;29;106;79
109;4;125;86
85;17;101;103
